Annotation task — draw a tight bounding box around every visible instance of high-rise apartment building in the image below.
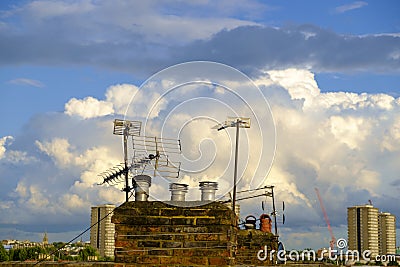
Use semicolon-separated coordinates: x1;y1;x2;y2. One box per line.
378;212;396;255
347;205;379;257
90;204;115;258
348;205;396;259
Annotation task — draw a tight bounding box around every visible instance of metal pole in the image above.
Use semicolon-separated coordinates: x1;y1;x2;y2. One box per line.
123;127;129;202
271;186;278;236
232;119;240;214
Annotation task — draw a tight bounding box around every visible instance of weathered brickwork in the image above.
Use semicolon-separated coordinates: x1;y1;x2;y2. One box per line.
111;201;237;267
0;263;114;267
236;229;278;266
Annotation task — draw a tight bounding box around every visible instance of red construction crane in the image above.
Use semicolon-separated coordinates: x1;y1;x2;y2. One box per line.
315;188;336;251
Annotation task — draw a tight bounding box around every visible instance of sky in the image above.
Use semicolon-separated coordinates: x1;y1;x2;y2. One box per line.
0;0;400;251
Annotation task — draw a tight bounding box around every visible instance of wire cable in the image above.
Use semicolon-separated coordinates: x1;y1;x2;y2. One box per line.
33;192;134;266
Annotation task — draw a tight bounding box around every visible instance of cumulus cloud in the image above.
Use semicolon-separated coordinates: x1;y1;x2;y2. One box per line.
0;114;124;236
1;0;399;247
251;68;400;236
0;136;37;164
0;136;13;159
35;138;74;167
267;68;320;108
65;96;114;119
381;116;400;151
1;67;400;249
329;116;371;149
105;84;139;114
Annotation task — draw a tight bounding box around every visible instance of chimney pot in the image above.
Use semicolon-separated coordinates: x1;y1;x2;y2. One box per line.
169;183;189;201
199;181;218;201
133;175;151;201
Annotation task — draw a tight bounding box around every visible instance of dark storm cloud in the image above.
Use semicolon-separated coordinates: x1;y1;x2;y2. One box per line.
175;25;400;74
0;30;164;75
0;2;399;76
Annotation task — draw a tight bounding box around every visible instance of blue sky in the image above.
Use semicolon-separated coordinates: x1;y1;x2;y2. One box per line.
0;0;400;250
0;0;399;137
0;1;399;137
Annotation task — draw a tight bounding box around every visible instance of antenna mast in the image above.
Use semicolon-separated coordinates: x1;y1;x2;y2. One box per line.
99;119;181;201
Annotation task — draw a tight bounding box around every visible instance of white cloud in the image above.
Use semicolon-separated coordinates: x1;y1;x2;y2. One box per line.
1;67;400;249
355;169;380;195
381;116;400;151
5;150;37;164
26;185;50;210
335;1;368;13
0;136;13;159
35;138;74;167
0;137;35;164
267;166;313;208
60;193;89;213
12;0;259;45
8;78;44;88
15;181;28;199
329;116;371;150
105;84;139;115
64;96;114;119
266;68;320;108
262;69;396;113
253;68;400;212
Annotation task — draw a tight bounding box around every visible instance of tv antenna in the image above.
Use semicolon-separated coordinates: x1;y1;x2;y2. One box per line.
213;117;250;215
98;119;182;201
130;135;181;179
230;185;285;236
113;119;141;202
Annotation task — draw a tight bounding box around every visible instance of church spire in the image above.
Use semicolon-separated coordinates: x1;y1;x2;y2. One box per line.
42;232;48;245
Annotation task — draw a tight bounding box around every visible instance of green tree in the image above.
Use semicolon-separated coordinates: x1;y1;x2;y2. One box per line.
0;245;8;261
9;248;21;261
52;242;65;249
19;248;27;261
8;249;14;261
79;246;98;261
26;247;45;260
99;255;114;262
10;248;20;261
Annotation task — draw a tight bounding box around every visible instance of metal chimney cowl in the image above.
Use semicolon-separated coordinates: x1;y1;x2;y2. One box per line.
133;175;152;201
199;181;218;201
169;183;189;201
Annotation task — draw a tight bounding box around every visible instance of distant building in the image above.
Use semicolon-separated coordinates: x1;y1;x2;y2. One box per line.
2;239;49;249
379;212;396;255
348;205;379;257
42;232;48;245
3;245;12;251
348;205;397;259
90;204;115;258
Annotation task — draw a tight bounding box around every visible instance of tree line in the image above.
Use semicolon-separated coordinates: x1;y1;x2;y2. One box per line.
0;243;103;262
